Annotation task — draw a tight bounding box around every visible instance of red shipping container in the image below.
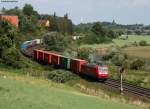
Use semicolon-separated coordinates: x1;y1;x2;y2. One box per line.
70;59;87;74
33;49;39;60
51;53;61;65
44;51;52;64
0;15;19;28
38;50;44;61
35;50;44;61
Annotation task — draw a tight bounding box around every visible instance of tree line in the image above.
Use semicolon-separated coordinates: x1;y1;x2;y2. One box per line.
0;4;74;68
74;21;150;35
0;20;24;68
77;22;120;44
2;4;73;35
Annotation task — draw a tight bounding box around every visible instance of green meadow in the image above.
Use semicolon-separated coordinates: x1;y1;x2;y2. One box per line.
80;35;150;48
0;70;142;109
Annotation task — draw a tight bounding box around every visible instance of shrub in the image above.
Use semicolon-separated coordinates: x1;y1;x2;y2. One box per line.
130;59;145;70
121;44;129;48
103;52;115;61
43;32;73;52
77;48;92;60
103;47;119;60
143;60;150;72
111;53;126;66
122;59;130;69
139;40;147;46
1;47;23;68
48;70;77;83
132;41;138;46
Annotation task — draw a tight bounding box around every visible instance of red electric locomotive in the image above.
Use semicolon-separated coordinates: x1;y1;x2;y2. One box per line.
81;64;109;80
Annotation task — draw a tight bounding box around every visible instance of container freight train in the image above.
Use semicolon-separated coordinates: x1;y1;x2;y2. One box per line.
33;49;109;80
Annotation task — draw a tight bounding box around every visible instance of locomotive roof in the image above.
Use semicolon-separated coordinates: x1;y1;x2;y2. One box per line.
83;63;98;67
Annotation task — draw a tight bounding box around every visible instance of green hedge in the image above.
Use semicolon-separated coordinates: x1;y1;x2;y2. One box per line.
48;70;77;83
139;40;148;46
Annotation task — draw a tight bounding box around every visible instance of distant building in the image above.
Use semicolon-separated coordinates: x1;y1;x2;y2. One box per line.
96;48;108;55
143;30;150;35
72;36;85;40
0;14;19;28
38;20;50;27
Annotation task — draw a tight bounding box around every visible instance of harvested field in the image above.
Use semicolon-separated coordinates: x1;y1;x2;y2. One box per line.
122;46;150;59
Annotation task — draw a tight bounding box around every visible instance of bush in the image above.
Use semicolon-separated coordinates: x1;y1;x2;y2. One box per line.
43;32;72;52
103;47;119;60
77;48;92;60
1;47;23;68
132;41;138;46
48;70;77;83
103;53;114;61
111;53;126;66
139;40;148;46
130;59;145;70
121;44;129;48
122;59;131;69
143;60;150;72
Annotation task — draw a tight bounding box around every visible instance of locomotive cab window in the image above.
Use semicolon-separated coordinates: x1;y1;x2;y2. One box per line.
99;67;108;74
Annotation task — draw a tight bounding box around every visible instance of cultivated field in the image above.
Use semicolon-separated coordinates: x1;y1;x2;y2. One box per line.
80;35;150;48
122;46;150;59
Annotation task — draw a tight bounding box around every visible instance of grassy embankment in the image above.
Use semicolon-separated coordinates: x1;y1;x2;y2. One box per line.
0;68;145;109
0;57;148;109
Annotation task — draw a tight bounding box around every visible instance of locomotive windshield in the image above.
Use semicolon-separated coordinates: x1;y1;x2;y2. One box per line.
100;67;108;71
99;66;108;74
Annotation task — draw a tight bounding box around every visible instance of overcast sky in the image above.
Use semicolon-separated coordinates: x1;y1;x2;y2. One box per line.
0;0;150;25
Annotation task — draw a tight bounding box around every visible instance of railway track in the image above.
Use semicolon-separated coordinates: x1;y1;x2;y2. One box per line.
21;45;150;101
104;78;150;100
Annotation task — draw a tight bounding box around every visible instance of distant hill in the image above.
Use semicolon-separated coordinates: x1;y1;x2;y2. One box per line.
74;21;150;35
